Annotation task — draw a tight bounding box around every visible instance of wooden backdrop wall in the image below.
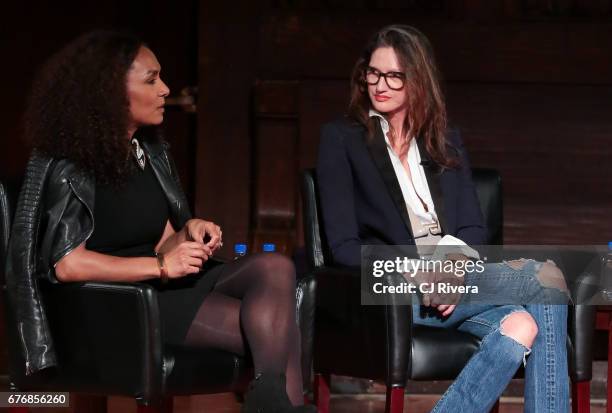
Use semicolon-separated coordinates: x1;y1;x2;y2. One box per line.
197;1;612;259
2;0;611;334
0;0;610;403
3;3;610;269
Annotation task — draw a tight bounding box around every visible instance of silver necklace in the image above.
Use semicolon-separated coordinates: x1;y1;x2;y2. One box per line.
130;138;146;170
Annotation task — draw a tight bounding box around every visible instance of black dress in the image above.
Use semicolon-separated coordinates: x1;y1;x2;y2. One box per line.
86;162;224;345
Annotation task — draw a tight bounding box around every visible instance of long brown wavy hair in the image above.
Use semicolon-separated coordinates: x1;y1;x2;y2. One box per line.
348;25;457;168
25;30;153;185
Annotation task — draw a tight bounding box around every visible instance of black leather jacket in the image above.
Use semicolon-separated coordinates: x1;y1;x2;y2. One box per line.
5;140;191;375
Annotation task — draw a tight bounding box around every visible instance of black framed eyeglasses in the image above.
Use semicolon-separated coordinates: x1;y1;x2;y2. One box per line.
365;67;406;90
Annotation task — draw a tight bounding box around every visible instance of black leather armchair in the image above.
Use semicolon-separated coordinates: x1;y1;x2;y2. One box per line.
0;179;314;413
0;179;250;412
301;168;597;413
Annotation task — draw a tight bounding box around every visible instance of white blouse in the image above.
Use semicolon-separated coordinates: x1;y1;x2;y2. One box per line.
369;110;439;229
369;110;480;259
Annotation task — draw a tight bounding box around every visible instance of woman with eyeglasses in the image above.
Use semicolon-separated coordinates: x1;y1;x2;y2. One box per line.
316;25;569;412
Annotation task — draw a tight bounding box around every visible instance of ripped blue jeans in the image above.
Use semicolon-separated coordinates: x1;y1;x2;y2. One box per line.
412;259;569;413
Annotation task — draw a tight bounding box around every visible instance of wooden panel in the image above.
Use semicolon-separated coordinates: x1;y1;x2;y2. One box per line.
0;1;124;183
505;204;612;244
446;83;612;203
197;9;612;253
144;1;199;206
251;82;299;253
299;80;351;170
252;118;298;252
251;80;348;252
196;5;260;258
256;14;612;84
253;80;299;115
0;0;199;172
292;78;612;246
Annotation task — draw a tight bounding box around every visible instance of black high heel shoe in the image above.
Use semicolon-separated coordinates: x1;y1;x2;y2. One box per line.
242;372;317;413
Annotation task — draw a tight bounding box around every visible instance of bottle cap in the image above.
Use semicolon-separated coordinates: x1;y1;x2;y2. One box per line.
234;243;247;255
262;243;276;252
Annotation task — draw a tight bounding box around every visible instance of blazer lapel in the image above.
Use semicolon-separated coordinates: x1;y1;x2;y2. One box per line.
416;138;447;235
365;120;414;238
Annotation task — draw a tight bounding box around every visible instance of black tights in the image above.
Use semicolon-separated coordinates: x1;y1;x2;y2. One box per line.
184;253;303;406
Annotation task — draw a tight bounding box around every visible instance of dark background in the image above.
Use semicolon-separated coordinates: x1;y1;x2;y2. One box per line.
1;0;611;253
1;0;612;399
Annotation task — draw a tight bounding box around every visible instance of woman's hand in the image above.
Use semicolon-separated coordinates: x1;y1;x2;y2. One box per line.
436;304;456;317
411;269;464;309
163;241;211;278
184;219;223;253
433;253;468;316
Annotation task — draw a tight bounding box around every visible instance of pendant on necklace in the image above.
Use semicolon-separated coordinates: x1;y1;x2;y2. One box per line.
131;138;146;170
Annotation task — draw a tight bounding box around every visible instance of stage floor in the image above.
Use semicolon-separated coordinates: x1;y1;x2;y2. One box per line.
106;392;607;413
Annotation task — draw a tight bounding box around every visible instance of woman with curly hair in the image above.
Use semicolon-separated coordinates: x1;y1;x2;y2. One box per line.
12;30;315;413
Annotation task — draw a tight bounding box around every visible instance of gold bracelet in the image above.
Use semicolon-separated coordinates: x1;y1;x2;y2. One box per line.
155;252;169;284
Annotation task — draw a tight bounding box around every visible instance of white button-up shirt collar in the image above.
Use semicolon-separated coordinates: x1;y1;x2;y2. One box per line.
369;109;439;226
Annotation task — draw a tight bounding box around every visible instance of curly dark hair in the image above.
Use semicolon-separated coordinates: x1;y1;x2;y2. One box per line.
25;30;149;185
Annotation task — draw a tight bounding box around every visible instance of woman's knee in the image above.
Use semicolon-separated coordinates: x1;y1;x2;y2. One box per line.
506;258;569;296
250;253;296;289
500;311;538;349
535;260;569;294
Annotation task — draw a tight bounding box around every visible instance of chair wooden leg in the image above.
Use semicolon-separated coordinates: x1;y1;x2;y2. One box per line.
137;397;172;413
385;386;404;413
314;373;330;413
572;381;590;413
489;399;500;413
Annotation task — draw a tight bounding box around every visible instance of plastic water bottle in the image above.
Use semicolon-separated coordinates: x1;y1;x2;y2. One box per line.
262;243;276;253
234;243;248;260
604;241;612;273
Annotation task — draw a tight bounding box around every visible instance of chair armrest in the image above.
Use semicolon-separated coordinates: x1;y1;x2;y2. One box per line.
384;283;413;387
40;281;164;400
313;266;412;386
296;273;316;392
568;271;599;382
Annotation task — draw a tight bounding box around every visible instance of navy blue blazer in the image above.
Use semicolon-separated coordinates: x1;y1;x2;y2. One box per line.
316;117;487;267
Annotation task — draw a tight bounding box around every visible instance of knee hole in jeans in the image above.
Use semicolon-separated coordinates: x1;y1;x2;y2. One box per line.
535;260;569;294
503;258;528;271
499;311;538;349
